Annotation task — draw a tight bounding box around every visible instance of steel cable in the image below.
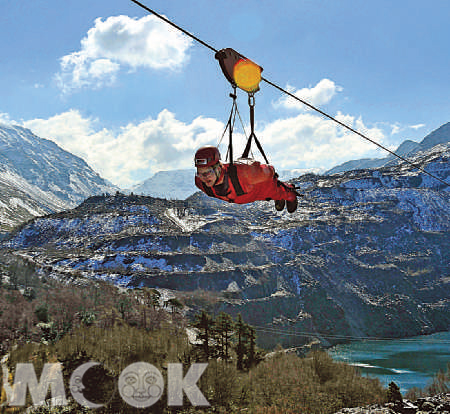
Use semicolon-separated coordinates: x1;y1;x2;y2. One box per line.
129;0;449;188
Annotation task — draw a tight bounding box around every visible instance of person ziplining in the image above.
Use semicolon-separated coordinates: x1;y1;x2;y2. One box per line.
194;48;299;213
194;146;298;213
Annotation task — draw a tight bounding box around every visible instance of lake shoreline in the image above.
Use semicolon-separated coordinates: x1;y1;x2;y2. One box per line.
328;330;450;393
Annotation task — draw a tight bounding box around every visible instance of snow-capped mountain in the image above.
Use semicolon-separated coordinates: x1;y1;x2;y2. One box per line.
0;124;118;232
128;169;197;200
3;138;449;348
326;122;450;175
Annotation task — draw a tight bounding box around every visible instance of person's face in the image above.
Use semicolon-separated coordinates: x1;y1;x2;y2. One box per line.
197;165;218;187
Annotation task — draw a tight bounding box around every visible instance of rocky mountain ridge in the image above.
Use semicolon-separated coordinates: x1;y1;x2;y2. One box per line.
326;122;450;175
2;139;449;349
0;124;117;232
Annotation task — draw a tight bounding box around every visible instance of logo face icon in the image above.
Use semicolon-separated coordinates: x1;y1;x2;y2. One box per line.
69;362;104;409
118;362;164;408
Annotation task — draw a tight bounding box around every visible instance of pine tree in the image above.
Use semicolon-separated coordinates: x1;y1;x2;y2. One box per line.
193;310;215;360
235;314;246;370
234;314;258;370
116;293;132;321
387;381;403;403
245;324;257;368
215;312;234;361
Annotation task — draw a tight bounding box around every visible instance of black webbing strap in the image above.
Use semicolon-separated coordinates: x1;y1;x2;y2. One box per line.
201;182;214;197
241;95;269;164
202;166;244;198
228;164;245;196
228;94;235;165
222;90;237;165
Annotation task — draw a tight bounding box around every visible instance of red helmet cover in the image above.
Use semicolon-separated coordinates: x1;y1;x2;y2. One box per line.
194;146;220;168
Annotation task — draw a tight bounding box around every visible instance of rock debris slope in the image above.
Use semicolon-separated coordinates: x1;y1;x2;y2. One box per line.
333;393;450;414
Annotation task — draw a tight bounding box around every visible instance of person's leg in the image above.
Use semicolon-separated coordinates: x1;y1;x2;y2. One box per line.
270;180;298;212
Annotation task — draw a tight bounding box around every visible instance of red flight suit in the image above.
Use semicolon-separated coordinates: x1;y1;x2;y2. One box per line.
195;161;296;204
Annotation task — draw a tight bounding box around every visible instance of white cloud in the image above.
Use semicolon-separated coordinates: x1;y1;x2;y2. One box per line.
274;79;343;111
0;112;15;125
268;78;386;169
391;123;401;135
21;106;386;187
258;111;385;170
23;109;223;188
390;122;426;136
17;84;387;187
55;15;193;93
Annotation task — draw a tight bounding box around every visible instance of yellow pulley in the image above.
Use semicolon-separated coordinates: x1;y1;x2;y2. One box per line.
215;48;263;93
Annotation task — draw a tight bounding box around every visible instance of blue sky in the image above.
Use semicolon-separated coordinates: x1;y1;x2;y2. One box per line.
1;0;449;188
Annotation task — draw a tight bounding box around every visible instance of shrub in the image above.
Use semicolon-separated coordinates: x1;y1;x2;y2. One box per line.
425;363;450;395
405;364;450;400
242;351;386;414
201;360;241;410
23;287;37;301
34;304;49;323
387;381;403;403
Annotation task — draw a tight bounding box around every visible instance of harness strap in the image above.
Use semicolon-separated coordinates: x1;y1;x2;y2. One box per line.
242;132;269;164
241;94;269;164
202;165;245;199
201;182;214;197
228;164;245;196
222;90;237;165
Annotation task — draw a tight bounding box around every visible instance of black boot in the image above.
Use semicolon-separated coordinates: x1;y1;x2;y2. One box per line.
286;197;298;213
274;199;285;211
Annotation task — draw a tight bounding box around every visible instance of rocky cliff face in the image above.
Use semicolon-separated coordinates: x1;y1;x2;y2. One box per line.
2;143;449;349
0;124;117;232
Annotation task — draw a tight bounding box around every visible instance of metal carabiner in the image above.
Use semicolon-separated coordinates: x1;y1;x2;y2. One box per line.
248;93;255;108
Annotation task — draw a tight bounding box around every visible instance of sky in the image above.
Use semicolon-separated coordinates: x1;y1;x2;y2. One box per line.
1;0;449;188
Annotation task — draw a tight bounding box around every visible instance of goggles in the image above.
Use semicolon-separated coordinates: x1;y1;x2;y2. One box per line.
196;167;216;178
195;158;211;166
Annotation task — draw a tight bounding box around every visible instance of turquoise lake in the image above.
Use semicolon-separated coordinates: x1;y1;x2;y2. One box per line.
329;331;450;393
